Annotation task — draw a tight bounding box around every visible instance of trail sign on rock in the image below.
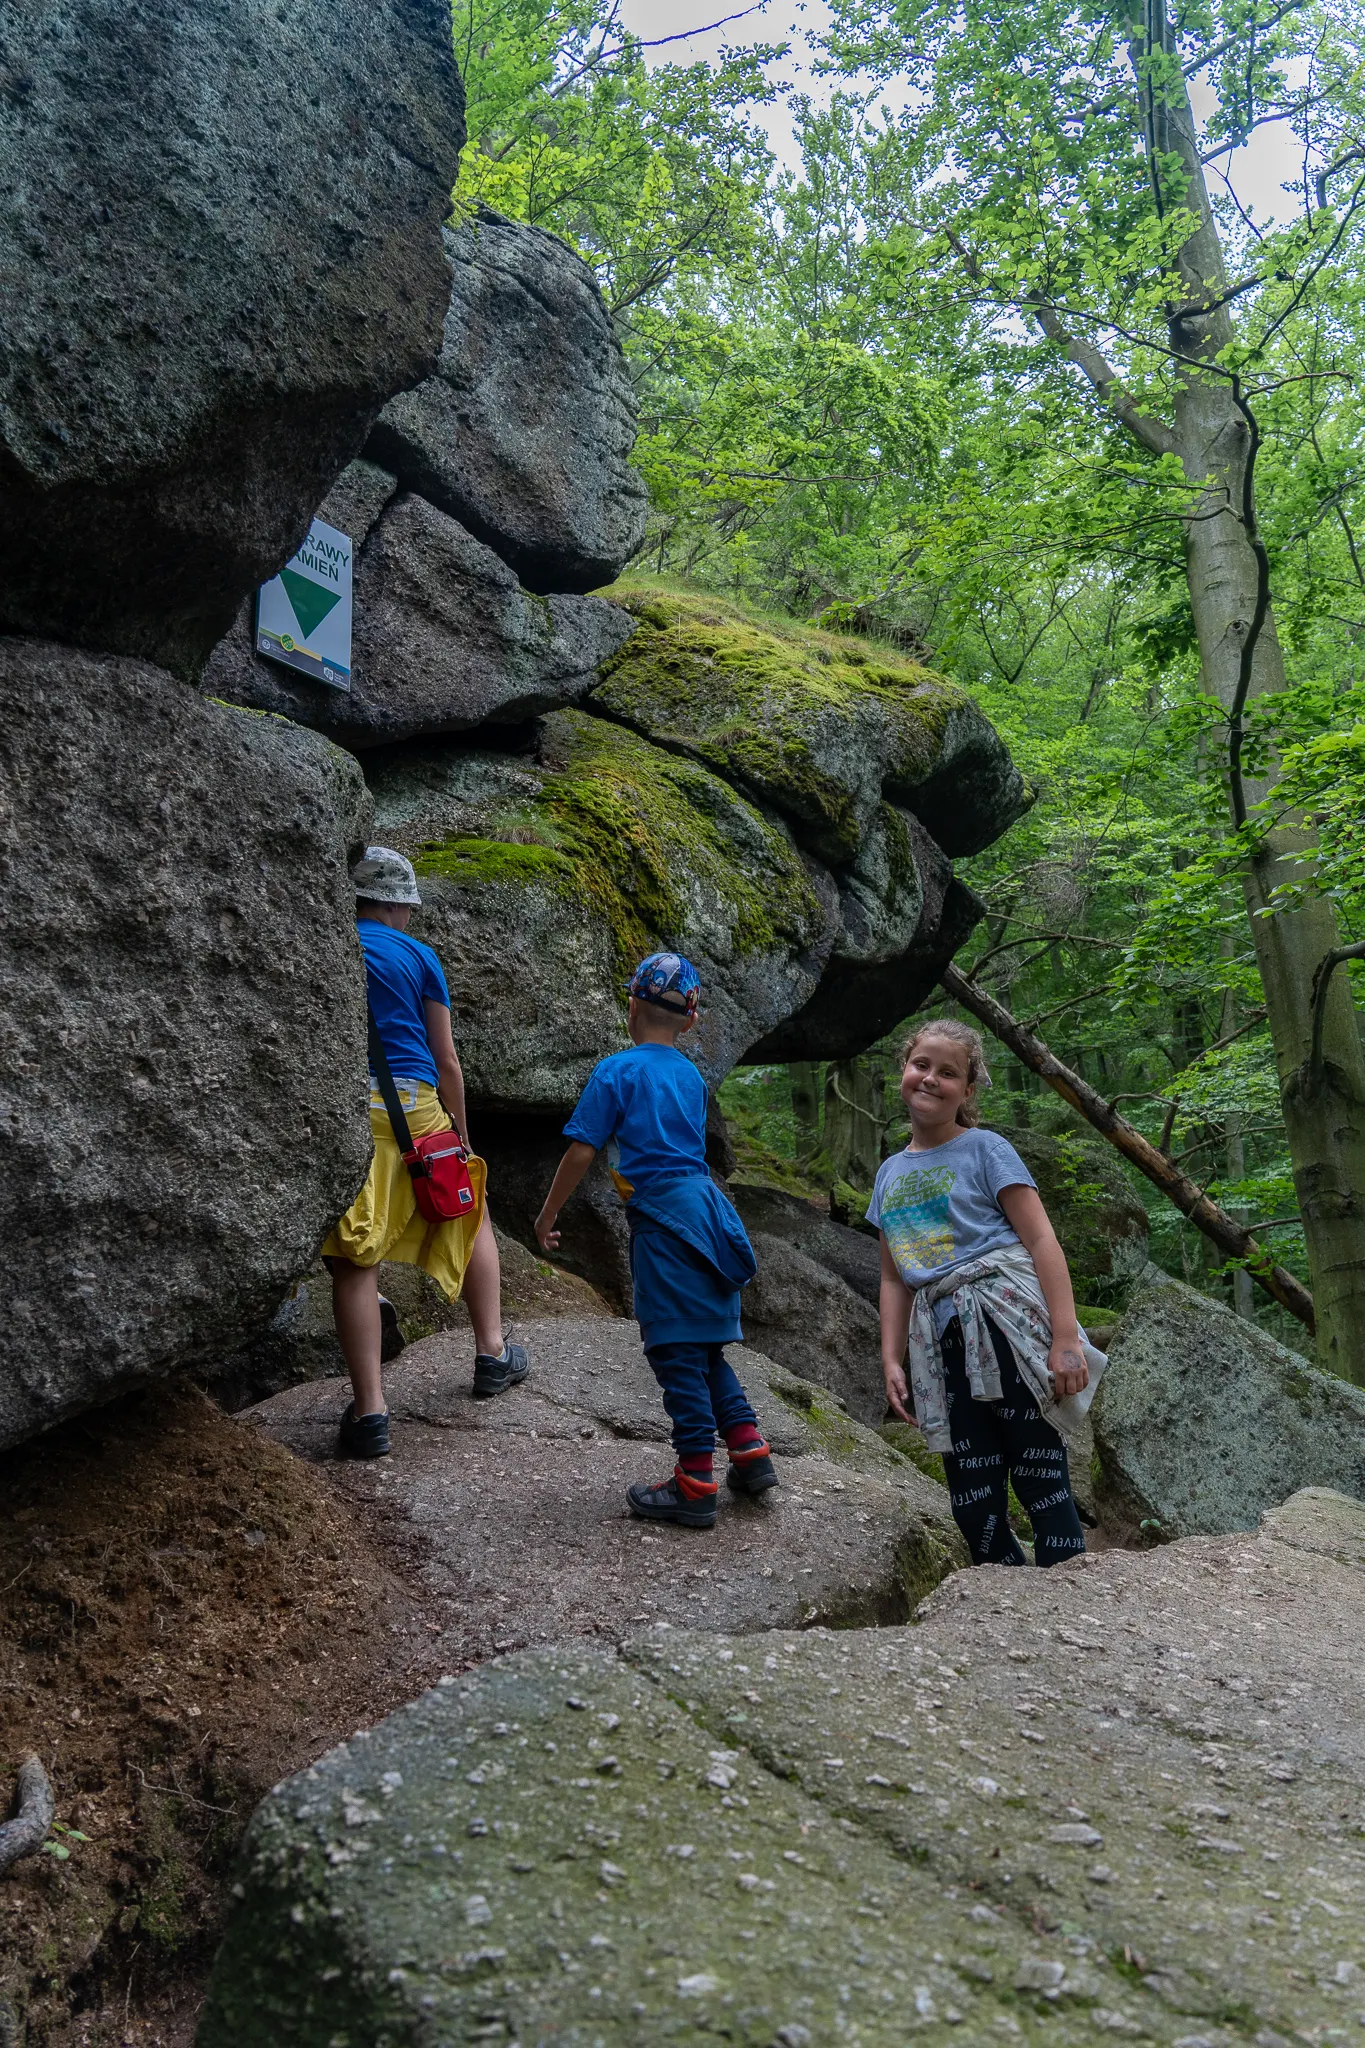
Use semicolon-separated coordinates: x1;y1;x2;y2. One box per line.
256;520;353;689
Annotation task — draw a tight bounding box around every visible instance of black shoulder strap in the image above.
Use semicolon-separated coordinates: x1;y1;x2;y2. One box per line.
366;1004;416;1155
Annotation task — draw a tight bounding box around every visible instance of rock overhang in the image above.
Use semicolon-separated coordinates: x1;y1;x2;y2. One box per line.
0;0;466;676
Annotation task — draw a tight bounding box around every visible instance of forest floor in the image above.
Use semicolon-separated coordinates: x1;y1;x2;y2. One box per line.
0;1237;620;2046
0;1380;449;2047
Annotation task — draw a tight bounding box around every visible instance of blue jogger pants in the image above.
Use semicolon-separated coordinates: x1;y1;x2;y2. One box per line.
643;1341;758;1456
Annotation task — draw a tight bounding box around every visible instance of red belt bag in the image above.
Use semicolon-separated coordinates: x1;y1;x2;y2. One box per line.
367;1010;478;1225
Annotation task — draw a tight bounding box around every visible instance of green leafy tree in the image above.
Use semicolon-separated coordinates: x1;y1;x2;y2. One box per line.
817;0;1365;1379
452;0;782;311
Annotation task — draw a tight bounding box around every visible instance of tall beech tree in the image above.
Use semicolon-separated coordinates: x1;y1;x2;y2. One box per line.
822;0;1365;1380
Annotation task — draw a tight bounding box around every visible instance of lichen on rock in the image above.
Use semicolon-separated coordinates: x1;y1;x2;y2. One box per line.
1093;1271;1365;1540
592;581;1029;863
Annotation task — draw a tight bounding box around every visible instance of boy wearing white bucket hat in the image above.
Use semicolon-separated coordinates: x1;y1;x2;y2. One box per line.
322;846;528;1456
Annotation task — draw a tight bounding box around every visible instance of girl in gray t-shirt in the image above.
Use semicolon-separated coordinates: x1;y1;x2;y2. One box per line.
871;1019;1089;1568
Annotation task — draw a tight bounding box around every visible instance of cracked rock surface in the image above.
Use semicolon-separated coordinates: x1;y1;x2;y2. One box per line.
199;1486;1365;2045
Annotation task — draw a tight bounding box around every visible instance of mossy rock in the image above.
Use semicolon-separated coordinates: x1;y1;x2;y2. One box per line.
365;710;835;1111
592;580;1028;865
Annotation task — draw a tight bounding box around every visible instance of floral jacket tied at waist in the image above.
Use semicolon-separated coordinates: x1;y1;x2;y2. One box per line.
905;1243;1108;1455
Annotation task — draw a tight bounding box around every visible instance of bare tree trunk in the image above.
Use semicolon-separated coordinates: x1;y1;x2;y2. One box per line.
1140;16;1365;1382
789;1061;821;1163
942;965;1316;1330
1027;9;1365;1378
1219;974;1255;1319
824;1057;883;1188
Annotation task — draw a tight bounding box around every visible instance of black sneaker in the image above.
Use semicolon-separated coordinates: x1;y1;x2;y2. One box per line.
378;1295;406;1364
339;1403;390;1459
726;1453;779;1498
472;1341;530;1400
627;1474;718;1529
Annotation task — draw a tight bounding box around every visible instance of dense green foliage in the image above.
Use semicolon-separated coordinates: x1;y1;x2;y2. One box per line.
453;0;1365;1344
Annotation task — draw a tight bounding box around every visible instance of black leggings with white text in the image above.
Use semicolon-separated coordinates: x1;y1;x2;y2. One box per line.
939;1313;1086;1568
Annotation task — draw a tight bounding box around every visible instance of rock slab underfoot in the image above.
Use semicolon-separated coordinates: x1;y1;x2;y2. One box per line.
247;1317;967;1663
201;1486;1365;2044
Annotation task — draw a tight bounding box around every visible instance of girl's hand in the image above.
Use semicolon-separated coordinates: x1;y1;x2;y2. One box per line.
1049;1336;1089;1398
534;1208;560;1254
883;1361;916;1425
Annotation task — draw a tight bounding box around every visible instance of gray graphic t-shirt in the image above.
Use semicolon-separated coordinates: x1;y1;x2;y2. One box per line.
867;1128;1037;1332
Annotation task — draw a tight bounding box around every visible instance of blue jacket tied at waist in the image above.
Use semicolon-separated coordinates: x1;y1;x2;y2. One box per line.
626;1171;756;1350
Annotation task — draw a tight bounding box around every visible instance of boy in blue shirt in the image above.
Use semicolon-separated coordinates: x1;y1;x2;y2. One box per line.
534;953;777;1528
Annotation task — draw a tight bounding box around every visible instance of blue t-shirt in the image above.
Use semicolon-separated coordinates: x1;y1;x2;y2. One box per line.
358;920;450;1090
563;1044;707;1192
867;1127;1037;1332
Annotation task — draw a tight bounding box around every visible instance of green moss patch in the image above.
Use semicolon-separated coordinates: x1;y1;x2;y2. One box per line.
412;836;576;887
880;1419;947;1487
407;711;825;983
594;579;971;860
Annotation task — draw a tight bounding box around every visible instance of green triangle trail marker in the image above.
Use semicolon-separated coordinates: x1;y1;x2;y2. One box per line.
256;518;353;690
279;566;343;642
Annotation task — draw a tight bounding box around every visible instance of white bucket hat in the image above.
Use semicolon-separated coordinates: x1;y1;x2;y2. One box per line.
352;845;421;906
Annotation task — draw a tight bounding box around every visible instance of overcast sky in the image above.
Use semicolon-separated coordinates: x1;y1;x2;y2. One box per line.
617;0;1307;226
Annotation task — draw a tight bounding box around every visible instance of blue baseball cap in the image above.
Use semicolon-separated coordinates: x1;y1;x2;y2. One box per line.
628;951;701;1015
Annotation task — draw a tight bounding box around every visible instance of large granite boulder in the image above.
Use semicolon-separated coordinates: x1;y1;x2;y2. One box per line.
0;0;464;677
731;1185;881;1302
204;495;635;746
364;710;840;1106
592;584;1030;862
1093;1272;1365;1540
201;1486;1365;2048
369;209;649;591
742;1232;886;1423
829;800;926;963
725;1187;887;1423
0;638;373;1449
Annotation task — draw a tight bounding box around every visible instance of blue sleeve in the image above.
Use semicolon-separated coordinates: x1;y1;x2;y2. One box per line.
864;1165;885;1230
419;944;450;1007
564;1062;620;1151
981;1132;1036;1200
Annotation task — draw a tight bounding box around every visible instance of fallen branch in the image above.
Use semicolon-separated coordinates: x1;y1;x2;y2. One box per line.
0;1754;55;1876
940;964;1316;1331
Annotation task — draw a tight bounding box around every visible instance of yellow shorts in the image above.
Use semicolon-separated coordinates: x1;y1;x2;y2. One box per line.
322;1081;486;1302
